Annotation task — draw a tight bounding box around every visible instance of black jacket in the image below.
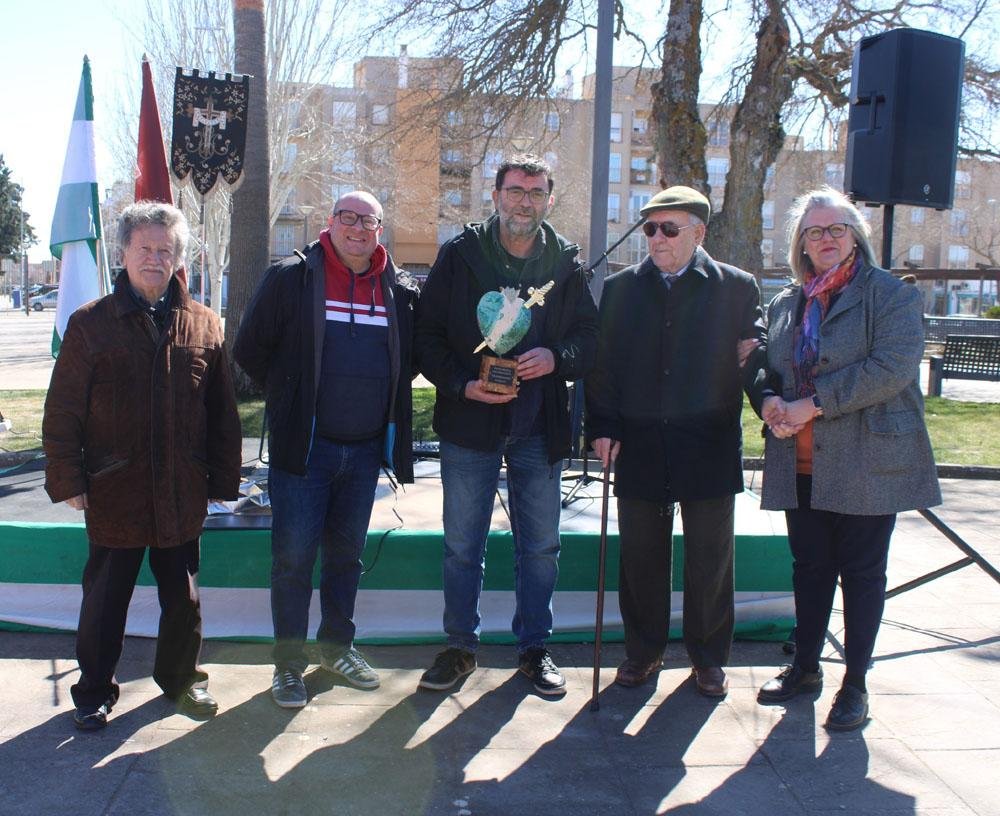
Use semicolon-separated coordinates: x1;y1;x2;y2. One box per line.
415;217;598;464
233;241;419;482
585;247;766;502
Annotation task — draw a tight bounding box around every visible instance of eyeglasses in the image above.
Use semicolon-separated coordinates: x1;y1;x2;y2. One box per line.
333;209;382;231
501;186;550;205
641;221;697;239
802;223;849;242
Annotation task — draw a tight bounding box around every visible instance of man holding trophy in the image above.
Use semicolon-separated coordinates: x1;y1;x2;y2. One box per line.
415;154;598;695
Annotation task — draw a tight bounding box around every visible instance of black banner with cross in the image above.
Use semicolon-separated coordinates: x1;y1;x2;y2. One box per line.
171;68;250;196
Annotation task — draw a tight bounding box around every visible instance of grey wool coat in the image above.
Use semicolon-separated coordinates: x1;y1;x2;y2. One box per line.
750;263;941;515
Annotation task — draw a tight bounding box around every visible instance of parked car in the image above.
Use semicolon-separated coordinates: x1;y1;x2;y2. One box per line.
29;290;59;311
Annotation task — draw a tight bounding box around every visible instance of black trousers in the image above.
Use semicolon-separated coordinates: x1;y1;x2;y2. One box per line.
618;494;736;668
786;475;895;679
71;540;208;709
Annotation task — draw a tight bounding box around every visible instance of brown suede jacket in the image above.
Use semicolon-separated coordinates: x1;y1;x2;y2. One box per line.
43;276;242;548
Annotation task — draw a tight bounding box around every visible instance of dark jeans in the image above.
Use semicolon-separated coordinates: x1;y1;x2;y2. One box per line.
439;436;562;653
618;494;736;668
786;475;896;678
71;540;207;709
269;435;382;673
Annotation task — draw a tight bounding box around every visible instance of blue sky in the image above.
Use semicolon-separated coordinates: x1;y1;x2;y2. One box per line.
1;2;141;261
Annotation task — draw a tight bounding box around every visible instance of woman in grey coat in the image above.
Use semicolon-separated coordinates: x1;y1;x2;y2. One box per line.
749;186;941;731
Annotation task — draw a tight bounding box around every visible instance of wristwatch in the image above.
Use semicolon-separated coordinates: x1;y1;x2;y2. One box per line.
812;393;823;416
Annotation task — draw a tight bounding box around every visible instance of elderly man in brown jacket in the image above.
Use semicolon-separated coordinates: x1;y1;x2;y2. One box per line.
43;201;242;730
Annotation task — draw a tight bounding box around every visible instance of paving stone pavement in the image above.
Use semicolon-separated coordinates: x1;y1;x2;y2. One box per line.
1;477;998;815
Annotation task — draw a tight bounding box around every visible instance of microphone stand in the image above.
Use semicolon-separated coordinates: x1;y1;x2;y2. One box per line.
562;216;646;507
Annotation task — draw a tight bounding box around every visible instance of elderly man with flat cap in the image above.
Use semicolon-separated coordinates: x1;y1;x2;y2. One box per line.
586;186;766;696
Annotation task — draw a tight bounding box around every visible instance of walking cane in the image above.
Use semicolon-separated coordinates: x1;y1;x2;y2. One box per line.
590;462;612;712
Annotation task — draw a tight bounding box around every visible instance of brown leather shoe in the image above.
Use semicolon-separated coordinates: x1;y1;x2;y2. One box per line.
692;666;728;697
614;658;663;688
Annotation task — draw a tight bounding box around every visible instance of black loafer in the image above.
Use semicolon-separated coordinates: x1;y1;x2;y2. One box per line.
73;702;110;731
825;685;869;731
178;687;219;718
757;664;823;703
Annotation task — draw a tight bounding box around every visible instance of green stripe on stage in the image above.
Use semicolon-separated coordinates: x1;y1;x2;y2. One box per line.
0;523;791;593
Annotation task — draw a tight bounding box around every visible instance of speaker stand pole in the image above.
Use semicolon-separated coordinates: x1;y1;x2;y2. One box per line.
881;203;895;269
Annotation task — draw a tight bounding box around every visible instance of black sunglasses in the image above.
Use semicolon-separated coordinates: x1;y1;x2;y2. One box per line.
641;221;697;239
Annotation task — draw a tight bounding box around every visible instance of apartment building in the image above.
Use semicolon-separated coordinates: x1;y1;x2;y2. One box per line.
271;54;999;312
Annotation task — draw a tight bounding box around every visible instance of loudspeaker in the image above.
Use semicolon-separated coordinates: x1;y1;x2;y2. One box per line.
844;28;964;210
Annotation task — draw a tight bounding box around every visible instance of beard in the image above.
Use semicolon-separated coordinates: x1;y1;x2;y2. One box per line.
500;208;545;238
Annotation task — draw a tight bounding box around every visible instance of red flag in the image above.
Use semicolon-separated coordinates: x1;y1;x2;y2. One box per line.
135;56;187;285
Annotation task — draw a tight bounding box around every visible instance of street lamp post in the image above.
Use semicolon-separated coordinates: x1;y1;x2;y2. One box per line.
298;205;315;249
20;201;28;316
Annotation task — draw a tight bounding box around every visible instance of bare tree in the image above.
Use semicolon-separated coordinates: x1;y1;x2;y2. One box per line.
111;0;351;318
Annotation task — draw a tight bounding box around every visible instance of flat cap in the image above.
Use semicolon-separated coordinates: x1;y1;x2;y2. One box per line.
640;185;711;224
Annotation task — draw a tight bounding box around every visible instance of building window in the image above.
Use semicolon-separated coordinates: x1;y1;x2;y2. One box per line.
909;245;924;263
761;238;774;267
371;104;390;125
441;147;464;164
825;163;844;187
331;101;356;125
544;111;560;132
608;193;621;223
443;188;463;207
544;151;558;170
283;142;298;173
610;112;623;142
707;118;730;147
629;191;650;222
484;150;503;179
632;114;648;137
708;157;728;191
446;109;463;127
627;232;644;265
910;207;925;225
280;188;297;215
331;183;353;204
951;209;968;237
332;149;355;175
764;164;776;191
273;224;296;257
948;245;969;269
954;169;971;199
482;188;495;217
630;156;652;184
437;223;462;244
762;200;775;231
609;152;622;183
607;231;622;263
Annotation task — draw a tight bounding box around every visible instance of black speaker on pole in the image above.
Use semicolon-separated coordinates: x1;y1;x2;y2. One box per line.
844;28;964;210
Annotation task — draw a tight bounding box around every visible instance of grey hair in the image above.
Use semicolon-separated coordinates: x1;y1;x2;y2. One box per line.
117;201;190;270
785;185;877;281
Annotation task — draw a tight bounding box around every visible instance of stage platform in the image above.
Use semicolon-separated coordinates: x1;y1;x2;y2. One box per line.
0;455;794;642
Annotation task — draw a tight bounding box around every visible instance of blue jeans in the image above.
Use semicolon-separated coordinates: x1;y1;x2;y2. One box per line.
269;435;382;672
440;435;562;653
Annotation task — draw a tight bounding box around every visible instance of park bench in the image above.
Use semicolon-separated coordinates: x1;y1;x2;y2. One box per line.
927;334;1000;396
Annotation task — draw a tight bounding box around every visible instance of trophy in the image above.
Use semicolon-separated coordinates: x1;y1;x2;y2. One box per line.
474;281;555;395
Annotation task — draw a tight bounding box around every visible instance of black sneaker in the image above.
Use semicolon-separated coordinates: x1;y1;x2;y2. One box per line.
418;648;477;690
73;701;111;731
518;647;566;696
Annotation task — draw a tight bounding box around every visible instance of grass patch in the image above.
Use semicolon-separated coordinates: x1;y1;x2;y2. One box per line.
4;389;998;467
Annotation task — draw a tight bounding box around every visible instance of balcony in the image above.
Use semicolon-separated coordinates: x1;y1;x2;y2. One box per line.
631;128;651;147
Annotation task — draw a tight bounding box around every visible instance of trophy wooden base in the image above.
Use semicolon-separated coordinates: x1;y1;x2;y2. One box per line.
479;355;518;395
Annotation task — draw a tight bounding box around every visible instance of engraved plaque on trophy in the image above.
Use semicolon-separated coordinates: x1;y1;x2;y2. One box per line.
479;355;519;394
473;281;555;397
